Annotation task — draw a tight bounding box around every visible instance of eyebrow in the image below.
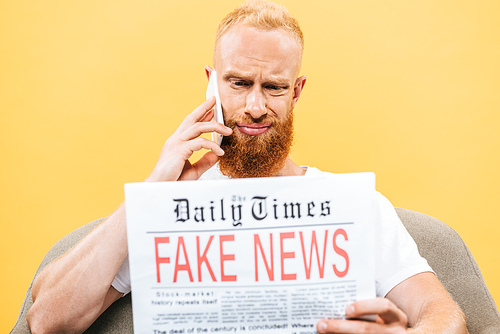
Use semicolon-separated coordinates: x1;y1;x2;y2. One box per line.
223;71;291;86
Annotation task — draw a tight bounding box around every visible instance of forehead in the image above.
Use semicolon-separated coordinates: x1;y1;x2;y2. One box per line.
215;25;302;80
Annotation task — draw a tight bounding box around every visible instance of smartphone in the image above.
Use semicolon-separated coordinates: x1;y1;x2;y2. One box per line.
205;70;224;146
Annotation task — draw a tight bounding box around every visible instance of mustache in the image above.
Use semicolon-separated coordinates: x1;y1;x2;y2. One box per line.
224;114;278;126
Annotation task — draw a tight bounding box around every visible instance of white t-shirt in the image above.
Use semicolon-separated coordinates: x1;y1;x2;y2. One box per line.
112;165;433;297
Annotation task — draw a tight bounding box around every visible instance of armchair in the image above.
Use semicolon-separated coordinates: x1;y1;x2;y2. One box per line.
11;209;500;333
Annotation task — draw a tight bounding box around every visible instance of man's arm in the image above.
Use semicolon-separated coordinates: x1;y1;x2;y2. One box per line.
27;205;128;334
317;272;467;333
27;97;232;334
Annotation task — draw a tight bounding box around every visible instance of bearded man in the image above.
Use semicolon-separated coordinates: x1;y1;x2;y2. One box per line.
27;1;467;333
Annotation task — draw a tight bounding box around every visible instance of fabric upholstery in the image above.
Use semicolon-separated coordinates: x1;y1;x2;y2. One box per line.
11;208;500;333
396;208;500;334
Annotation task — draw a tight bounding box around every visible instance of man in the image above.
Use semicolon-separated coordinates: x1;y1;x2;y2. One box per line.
27;0;467;333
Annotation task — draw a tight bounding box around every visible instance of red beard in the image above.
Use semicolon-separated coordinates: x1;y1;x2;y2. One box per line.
218;111;294;178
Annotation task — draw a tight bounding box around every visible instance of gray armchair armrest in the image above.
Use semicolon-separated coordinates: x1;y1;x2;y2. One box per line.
396;208;500;334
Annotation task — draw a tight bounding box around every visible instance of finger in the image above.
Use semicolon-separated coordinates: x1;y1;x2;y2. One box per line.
184;137;225;157
346;298;407;325
176;97;216;134
317;319;404;334
179;122;232;141
200;108;215;123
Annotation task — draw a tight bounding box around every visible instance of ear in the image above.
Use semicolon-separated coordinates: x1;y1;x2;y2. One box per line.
205;65;214;81
292;75;307;107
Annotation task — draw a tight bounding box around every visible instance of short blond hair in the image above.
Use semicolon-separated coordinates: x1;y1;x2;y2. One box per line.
214;0;304;55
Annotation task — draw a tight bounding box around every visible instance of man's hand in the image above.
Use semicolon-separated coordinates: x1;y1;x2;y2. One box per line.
316;273;467;333
146;96;232;182
317;298;408;333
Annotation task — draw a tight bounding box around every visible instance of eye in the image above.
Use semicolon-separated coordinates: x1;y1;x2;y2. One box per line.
231;80;250;88
264;84;288;93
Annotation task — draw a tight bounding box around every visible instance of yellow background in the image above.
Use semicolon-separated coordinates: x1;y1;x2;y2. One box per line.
1;0;499;331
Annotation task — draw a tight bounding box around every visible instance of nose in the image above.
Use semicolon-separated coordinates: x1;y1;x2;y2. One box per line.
245;86;267;119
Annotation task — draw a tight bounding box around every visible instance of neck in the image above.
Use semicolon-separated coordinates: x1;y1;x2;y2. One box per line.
274;157;306;176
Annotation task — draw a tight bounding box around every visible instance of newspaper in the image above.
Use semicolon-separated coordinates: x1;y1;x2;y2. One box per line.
125;173;378;334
